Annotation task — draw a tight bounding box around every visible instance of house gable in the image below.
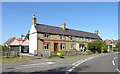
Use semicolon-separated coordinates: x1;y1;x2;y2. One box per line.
29;25;37;54
9;39;19;46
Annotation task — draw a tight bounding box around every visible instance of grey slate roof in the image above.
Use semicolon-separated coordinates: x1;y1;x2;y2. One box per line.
35;24;102;39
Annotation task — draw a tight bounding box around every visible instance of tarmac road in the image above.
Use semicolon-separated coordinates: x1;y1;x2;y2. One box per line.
68;52;119;74
2;52;120;74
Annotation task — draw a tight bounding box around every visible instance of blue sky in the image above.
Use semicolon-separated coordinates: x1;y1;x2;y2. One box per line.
2;2;118;44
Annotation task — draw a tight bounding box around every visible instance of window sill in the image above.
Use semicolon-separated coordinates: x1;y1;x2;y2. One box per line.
44;37;49;39
44;49;50;50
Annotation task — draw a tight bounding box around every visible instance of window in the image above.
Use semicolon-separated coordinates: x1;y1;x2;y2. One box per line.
60;35;65;40
82;37;86;41
71;36;75;40
70;44;76;49
89;38;92;42
110;41;113;44
44;33;49;38
60;44;65;50
44;43;49;50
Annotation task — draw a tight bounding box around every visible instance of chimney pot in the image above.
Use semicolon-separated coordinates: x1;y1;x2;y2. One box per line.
61;23;66;30
95;30;98;35
32;14;37;25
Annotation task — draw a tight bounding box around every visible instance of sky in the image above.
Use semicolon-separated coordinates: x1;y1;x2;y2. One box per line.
2;2;118;44
1;0;119;2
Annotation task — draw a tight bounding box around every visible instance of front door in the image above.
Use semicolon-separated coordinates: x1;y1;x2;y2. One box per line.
54;43;58;51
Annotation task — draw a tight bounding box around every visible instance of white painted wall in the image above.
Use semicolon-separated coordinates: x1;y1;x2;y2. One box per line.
22;39;29;46
29;25;37;54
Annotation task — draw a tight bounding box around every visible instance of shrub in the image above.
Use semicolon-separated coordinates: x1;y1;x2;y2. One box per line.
0;45;2;51
87;42;102;53
2;45;11;52
101;41;107;53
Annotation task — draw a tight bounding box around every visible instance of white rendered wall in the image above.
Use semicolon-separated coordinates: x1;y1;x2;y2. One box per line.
29;25;37;54
22;39;29;46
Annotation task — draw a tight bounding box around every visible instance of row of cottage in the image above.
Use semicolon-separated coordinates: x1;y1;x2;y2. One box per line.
4;14;102;55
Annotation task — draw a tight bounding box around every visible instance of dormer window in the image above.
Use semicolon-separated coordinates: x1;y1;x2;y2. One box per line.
71;36;75;40
89;38;92;42
44;33;49;38
82;37;86;41
60;35;65;40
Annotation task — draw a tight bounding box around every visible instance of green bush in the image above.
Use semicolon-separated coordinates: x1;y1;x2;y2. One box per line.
2;45;11;52
87;42;102;53
116;43;120;49
0;45;2;51
87;42;101;50
101;41;108;53
113;43;120;52
103;49;107;53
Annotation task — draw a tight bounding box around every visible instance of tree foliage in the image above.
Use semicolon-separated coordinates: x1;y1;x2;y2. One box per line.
0;45;2;51
115;43;120;51
116;43;120;49
100;41;108;53
87;42;102;53
2;45;11;52
25;30;30;40
87;41;108;53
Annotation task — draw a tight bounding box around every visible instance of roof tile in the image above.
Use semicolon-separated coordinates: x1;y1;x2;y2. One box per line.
4;37;15;45
35;24;102;39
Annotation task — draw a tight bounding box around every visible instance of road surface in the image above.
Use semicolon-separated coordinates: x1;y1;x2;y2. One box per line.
2;52;119;74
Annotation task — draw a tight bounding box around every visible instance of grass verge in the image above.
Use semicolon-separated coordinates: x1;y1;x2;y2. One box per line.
2;57;31;64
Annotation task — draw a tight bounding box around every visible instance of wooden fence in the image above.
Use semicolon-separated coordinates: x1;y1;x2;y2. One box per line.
2;51;20;58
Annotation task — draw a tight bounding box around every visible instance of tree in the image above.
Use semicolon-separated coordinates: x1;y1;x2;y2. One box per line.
116;43;120;48
25;30;30;40
0;45;2;51
2;45;11;52
100;41;107;53
2;45;12;58
115;43;120;51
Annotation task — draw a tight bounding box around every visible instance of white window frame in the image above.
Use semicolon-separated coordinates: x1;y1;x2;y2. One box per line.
60;44;65;50
89;38;92;42
82;37;86;41
44;33;49;38
44;43;49;50
60;35;65;40
70;44;76;49
71;36;75;40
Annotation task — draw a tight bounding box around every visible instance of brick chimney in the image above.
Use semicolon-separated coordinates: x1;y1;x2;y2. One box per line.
61;23;66;30
32;14;36;25
95;30;98;35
